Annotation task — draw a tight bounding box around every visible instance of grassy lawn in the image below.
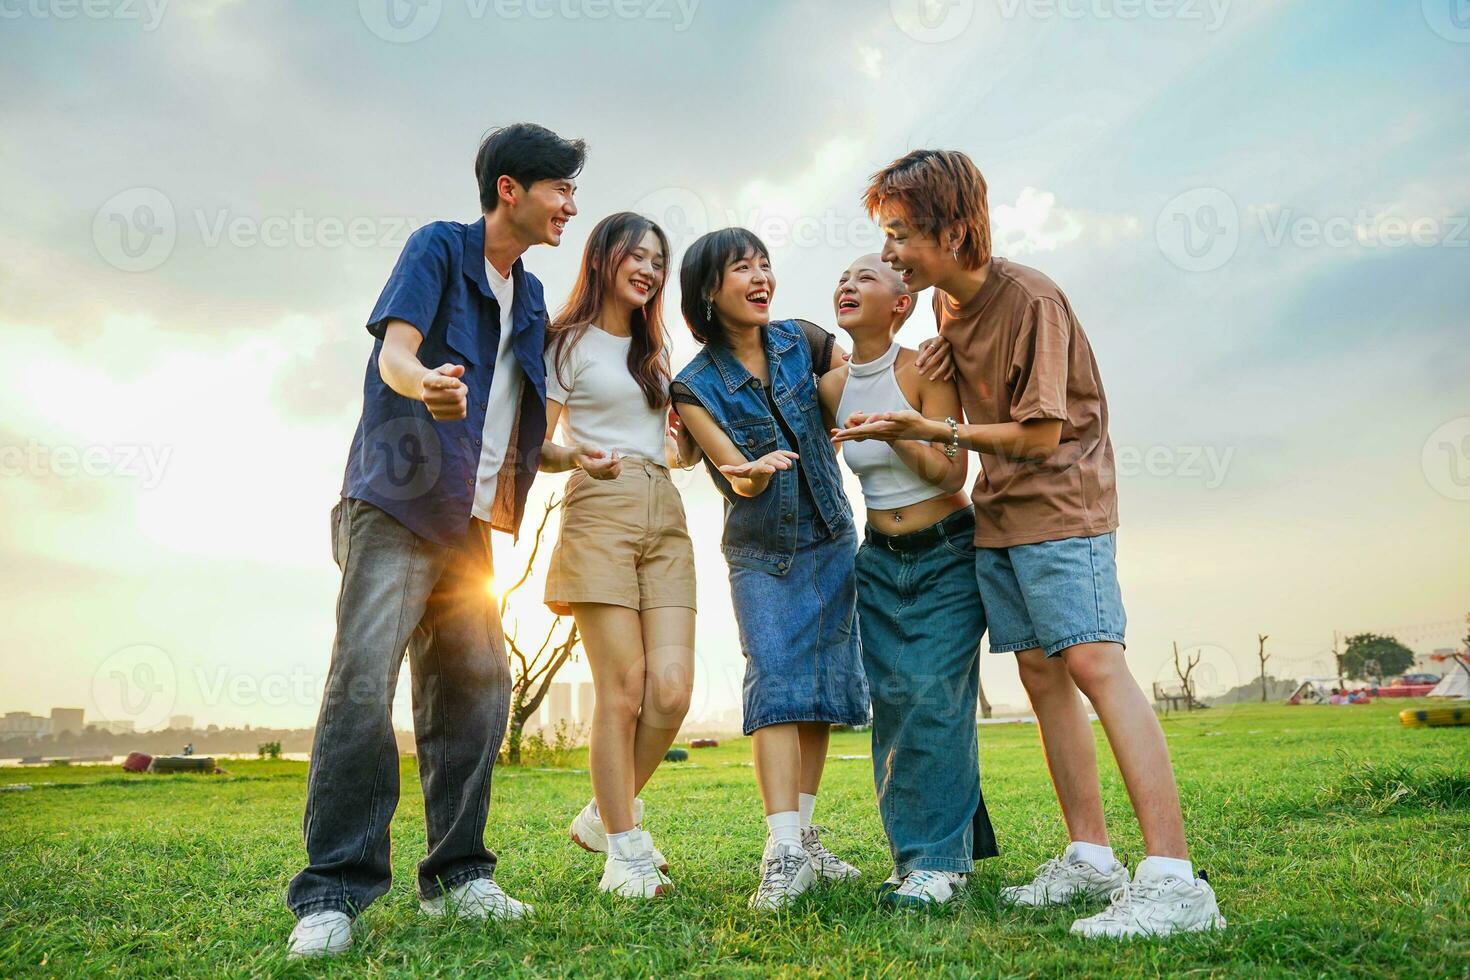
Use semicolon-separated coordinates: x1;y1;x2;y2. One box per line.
1;701;1466;977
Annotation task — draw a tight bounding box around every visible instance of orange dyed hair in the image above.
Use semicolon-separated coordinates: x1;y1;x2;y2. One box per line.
863;149;991;270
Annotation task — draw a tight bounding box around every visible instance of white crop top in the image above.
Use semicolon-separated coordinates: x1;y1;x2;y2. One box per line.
836;343;946;511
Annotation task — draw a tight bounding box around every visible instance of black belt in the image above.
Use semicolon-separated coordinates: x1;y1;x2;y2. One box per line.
864;507;974;552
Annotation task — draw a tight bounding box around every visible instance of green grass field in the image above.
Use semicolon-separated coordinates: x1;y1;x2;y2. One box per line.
2;702;1467;978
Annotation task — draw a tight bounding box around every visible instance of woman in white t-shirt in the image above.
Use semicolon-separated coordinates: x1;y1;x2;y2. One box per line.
539;212;701;900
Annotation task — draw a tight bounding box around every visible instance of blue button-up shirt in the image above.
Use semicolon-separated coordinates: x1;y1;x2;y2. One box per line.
341;217;548;549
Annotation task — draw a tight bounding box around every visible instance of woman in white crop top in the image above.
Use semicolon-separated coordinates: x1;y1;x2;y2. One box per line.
815;254;999;906
817;257;970;535
538;212;703;901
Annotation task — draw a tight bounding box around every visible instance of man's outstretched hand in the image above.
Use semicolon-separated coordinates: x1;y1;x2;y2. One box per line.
421;363;468;420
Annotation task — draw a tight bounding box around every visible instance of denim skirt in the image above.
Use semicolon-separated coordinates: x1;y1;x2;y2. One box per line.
727;514;870;735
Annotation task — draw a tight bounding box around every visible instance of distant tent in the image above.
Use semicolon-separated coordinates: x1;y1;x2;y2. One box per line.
1287;678;1340;705
1428;658;1470;699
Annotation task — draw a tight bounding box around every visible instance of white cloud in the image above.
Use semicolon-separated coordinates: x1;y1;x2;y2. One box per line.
991;186;1141;256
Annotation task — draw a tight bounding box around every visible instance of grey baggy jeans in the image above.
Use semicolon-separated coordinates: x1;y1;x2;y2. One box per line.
287;498;512;917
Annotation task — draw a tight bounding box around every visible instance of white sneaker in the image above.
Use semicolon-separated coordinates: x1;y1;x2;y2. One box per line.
881;869;968;909
1070;869;1226;939
420;878;533;921
999;853;1130;907
801;825;861;881
287;910;353;958
570;798;669;872
599;829;672;899
748;842;815;910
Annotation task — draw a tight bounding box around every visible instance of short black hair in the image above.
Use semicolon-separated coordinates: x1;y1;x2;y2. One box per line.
679;227;770;347
474;123;587;212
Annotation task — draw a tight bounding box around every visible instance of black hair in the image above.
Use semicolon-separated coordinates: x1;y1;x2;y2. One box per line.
474;123;587;212
678;227;771;347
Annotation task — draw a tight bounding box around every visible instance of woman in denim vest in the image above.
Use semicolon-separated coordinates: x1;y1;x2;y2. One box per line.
670;228;868;910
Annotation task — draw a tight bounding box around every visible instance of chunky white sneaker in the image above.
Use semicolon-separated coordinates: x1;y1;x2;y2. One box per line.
748;842;815;910
999;853;1130;907
881;869;968;910
801;825;861;881
570;798;669;872
287;910;353;958
420;878;533;921
599;829;672;899
1070;870;1226;939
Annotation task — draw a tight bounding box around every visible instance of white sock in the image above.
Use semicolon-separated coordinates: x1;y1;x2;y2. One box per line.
765;810;801;850
798;793;817;830
606;830;632;855
1136;855;1194;882
1065;840;1117;872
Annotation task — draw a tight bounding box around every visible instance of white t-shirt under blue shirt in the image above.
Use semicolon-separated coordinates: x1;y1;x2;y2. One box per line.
472;259;525;521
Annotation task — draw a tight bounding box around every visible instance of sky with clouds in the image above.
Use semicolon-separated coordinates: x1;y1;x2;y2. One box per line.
1;0;1466;733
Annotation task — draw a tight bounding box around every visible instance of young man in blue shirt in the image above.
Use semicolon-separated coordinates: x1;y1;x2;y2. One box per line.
286;123;585;958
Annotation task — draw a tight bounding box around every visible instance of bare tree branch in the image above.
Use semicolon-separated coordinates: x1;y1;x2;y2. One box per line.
499;494;564;619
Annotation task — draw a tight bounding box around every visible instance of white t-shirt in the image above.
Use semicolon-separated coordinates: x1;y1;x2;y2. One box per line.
472;260;526;521
543;325;669;463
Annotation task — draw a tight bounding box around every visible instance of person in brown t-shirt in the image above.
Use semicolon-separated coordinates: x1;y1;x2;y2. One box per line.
832;149;1225;937
929;258;1118;547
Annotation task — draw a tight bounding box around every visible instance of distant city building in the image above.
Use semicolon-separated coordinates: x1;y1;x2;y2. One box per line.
97;720;135;735
169;715;195;730
0;712;49;737
577;683;594;726
50;707;85;736
547;682;573;730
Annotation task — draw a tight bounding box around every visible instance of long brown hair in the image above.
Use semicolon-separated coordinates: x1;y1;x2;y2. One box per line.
548;212;671;410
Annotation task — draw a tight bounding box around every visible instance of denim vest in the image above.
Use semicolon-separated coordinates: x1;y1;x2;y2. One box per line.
675;319;853;575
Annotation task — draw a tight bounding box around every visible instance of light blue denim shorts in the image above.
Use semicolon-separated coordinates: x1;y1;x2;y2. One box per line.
973;531;1127;657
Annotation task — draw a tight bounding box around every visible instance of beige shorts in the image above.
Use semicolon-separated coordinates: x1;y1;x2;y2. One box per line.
544;457;697;615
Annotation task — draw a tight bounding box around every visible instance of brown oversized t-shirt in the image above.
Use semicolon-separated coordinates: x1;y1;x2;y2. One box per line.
935;257;1118;548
